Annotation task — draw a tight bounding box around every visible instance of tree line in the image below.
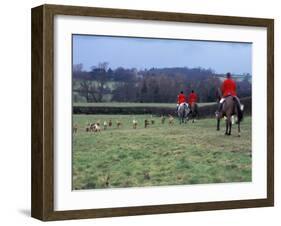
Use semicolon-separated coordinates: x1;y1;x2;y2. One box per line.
73;63;252;103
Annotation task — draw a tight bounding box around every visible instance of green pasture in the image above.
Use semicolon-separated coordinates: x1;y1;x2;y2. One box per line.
72;115;251;190
73;102;215;108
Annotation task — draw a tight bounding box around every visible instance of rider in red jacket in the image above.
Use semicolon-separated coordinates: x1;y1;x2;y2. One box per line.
176;91;187;112
218;72;243;113
188;90;198;105
177;91;186;104
221;74;237;97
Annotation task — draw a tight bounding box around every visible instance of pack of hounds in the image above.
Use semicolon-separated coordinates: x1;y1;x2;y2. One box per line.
73;115;175;134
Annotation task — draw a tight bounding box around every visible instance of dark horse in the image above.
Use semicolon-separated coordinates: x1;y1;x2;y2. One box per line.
178;103;189;124
216;95;243;136
188;102;199;123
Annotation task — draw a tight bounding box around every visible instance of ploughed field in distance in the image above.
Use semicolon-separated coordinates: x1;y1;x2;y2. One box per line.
72;114;251;190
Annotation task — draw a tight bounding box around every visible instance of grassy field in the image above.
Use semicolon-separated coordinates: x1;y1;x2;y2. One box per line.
73;102;216;108
72;115;252;190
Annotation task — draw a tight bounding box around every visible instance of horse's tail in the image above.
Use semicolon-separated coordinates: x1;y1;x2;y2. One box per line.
238;108;243;122
186;103;191;117
184;104;188;117
234;98;243;122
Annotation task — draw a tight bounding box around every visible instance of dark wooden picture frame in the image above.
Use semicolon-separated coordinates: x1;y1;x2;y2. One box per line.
31;4;274;221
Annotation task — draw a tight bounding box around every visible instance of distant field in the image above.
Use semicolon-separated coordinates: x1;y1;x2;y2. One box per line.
72;115;252;190
73;102;216;108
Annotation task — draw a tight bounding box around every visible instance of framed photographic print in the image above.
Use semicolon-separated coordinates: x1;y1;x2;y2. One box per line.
31;4;274;221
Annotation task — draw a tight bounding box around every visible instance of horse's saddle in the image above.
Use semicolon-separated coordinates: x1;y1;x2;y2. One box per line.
179;102;188;108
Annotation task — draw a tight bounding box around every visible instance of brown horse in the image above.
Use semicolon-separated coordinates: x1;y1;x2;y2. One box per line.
188;102;199;123
216;95;243;136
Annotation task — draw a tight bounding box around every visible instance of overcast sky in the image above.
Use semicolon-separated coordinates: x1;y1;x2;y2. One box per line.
72;34;252;74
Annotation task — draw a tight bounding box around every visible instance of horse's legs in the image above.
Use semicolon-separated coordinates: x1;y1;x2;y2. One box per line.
238;122;241;137
180;115;183;124
228;119;232;135
217;118;220;131
225;116;232;135
178;112;181;124
225;119;228;135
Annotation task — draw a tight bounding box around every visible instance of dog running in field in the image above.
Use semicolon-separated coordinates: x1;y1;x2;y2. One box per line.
144;119;150;128
116;120;122;129
103;121;107;130
168;115;174;126
132;119;138;129
88;123;101;133
73;124;78;134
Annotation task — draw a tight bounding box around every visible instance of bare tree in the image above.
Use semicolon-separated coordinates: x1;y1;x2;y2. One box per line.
73;63;83;73
90;62;109;102
79;80;91;102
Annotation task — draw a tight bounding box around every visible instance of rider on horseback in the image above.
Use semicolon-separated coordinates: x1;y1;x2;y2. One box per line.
188;90;199;122
218;72;243;113
176;91;187;112
188;90;198;106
